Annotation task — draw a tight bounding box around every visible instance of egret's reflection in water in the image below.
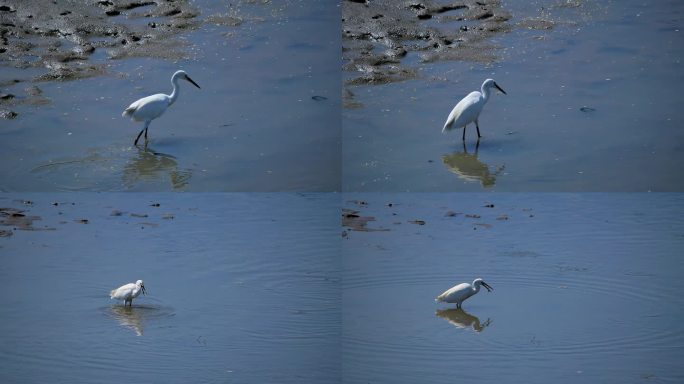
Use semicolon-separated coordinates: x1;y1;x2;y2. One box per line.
122;146;192;190
108;304;175;336
442;140;504;188
435;308;492;333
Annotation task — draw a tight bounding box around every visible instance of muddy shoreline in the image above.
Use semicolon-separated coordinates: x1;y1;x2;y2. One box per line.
0;0;252;118
0;1;201;79
342;0;583;88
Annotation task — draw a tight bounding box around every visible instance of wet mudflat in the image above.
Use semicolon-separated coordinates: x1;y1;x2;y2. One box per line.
343;0;684;191
0;193;340;383
342;193;684;383
0;0;340;191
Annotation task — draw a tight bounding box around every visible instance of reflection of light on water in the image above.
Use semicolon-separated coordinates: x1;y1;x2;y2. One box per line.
435;308;491;332
442;141;504;188
110;305;145;336
108;304;175;336
122;146;192;190
29;145;192;190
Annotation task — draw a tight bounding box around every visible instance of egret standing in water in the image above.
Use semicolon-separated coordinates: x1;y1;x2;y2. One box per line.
435;278;493;308
110;280;147;306
123;70;201;146
443;79;506;141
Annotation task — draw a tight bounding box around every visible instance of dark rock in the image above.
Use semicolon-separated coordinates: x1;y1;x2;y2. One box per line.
0;109;17;119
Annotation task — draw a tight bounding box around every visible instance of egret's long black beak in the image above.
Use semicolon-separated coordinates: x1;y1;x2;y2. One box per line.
482;282;493;292
494;83;506;95
185;76;201;89
141;285;147;295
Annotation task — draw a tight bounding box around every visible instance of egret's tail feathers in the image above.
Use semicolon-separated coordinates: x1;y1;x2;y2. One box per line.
442;121;453;133
122;107;135;118
435;295;445;302
110;289;116;298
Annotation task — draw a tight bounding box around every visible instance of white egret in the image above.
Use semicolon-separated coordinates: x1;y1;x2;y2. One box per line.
443;79;506;141
122;70;201;146
110;280;147;306
435;278;493;308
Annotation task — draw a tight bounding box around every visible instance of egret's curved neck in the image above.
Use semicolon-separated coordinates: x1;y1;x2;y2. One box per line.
481;84;491;102
472;283;481;293
169;76;180;106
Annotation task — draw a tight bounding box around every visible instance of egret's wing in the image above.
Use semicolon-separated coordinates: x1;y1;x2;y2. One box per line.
436;283;469;301
122;94;170;121
110;283;135;299
443;91;480;132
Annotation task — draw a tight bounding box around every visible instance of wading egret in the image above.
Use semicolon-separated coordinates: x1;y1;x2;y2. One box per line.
435;278;493;308
122;70;201;146
443;79;506;141
110;280;147;306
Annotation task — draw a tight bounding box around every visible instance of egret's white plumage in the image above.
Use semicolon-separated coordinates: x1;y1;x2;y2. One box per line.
443;79;506;141
123;70;200;146
435;278;493;308
110;280;147;306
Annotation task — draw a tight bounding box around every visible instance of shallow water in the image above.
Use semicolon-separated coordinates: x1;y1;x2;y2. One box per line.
0;1;340;192
342;0;684;191
342;193;684;383
0;193;340;383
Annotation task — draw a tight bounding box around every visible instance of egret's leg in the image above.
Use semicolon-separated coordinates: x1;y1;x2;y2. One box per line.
134;121;150;146
144;120;150;146
475;120;482;138
462;125;467;141
134;129;145;146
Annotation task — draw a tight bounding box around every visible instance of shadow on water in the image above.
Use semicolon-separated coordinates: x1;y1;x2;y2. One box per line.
122;146;192;190
441;140;504;188
435;308;492;333
106;304;175;336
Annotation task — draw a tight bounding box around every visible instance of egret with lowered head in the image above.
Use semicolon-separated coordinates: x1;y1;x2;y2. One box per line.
436;278;493;308
443;79;506;141
110;279;147;306
123;70;201;146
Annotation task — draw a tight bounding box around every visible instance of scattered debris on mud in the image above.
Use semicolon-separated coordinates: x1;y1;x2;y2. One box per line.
342;208;390;232
342;0;512;86
342;0;594;102
0;1;201;84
